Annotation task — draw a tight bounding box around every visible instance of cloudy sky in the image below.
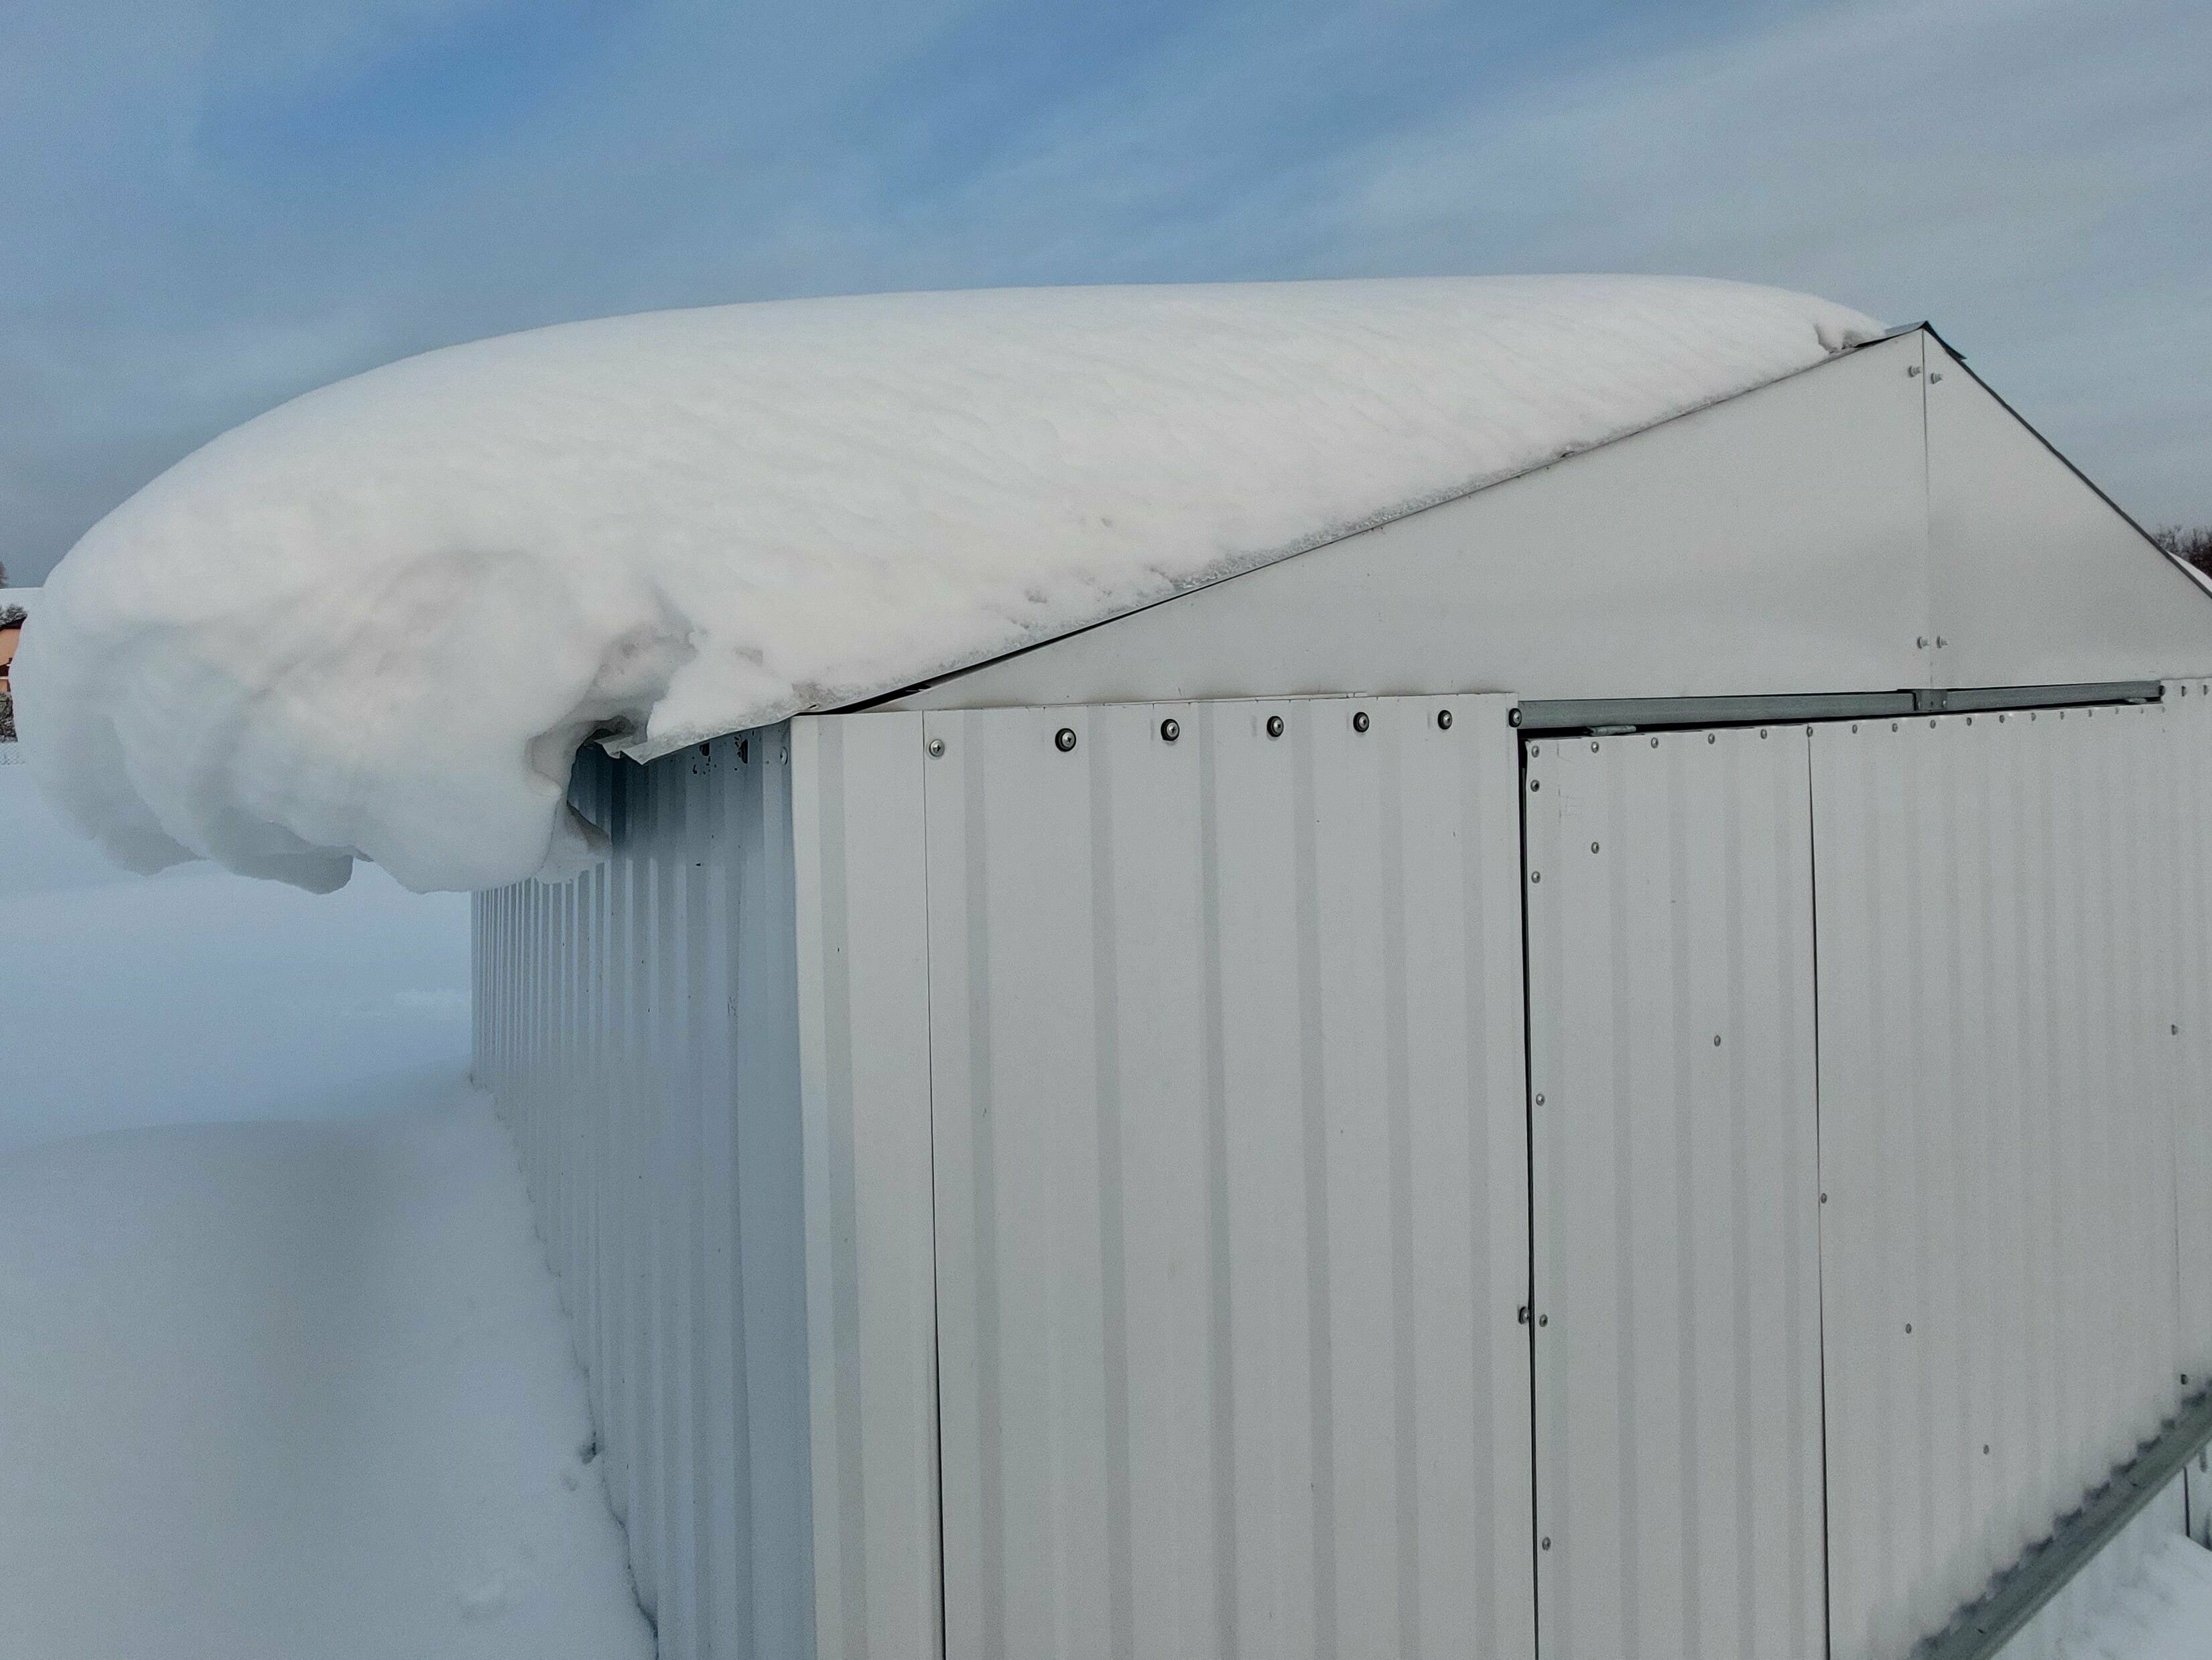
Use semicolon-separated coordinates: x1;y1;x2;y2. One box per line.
1;0;2205;586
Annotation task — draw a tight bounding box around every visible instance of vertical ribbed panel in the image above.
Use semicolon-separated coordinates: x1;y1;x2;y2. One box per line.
1813;704;2187;1660
2168;682;2212;1385
790;712;943;1660
920;696;1536;1660
1523;724;1827;1660
474;729;814;1660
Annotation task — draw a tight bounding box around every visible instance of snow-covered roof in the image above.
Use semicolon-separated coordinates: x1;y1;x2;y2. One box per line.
17;277;1880;893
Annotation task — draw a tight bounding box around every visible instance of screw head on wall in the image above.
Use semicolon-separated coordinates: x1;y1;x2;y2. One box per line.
1055;727;1078;753
1160;718;1181;743
1266;714;1285;739
927;737;946;758
1352;710;1371;733
1437;708;1453;730
1508;708;1523;727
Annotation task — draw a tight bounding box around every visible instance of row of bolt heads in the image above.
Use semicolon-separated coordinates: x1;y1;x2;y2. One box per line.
925;691;2179;757
925;706;1471;757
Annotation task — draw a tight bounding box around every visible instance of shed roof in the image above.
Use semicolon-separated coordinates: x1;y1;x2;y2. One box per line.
21;277;1884;891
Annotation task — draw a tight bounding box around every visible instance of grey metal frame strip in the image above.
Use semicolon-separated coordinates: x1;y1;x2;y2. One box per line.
1515;682;2162;735
1915;1387;2212;1660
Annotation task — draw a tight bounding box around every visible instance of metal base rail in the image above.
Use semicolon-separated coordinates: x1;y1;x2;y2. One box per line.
1915;1386;2212;1660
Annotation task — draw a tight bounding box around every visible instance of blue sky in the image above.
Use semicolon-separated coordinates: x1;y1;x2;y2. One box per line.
2;0;2207;586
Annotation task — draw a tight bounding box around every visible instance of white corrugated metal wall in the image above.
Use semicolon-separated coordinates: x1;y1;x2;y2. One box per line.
1813;702;2191;1660
473;686;2212;1660
476;730;815;1660
1522;724;1828;1660
2167;683;2212;1390
918;696;1536;1660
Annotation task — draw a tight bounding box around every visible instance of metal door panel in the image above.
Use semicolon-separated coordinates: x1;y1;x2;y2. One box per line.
1524;724;1826;1660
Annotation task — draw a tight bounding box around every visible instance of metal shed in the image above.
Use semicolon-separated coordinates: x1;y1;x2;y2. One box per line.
475;321;2212;1660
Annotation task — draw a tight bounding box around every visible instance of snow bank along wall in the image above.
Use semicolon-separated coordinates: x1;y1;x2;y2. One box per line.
474;326;2212;1660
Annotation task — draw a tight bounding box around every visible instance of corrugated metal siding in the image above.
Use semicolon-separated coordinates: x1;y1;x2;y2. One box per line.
1813;704;2188;1660
1522;724;1828;1660
475;730;814;1660
790;712;943;1660
919;696;1536;1660
2167;682;2212;1386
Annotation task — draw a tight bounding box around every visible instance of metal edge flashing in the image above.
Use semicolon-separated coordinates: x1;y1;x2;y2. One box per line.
1514;682;2162;735
1914;1388;2212;1660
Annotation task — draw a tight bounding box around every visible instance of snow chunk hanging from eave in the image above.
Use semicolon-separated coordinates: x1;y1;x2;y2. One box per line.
17;276;1881;893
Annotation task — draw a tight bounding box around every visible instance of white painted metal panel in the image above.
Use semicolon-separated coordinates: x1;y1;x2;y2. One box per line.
2166;682;2212;1386
791;712;943;1660
1813;705;2187;1660
921;695;1535;1660
1523;724;1827;1660
1925;342;2212;688
888;335;1933;712
476;730;816;1660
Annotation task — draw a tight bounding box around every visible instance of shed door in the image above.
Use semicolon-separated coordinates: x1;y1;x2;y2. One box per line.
1524;726;1827;1660
920;696;1535;1660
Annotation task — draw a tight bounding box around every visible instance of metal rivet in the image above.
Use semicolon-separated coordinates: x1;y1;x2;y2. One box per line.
1528;743;1541;757
1529;779;1541;792
1707;733;1716;745
1537;1314;1548;1328
927;737;946;758
1936;636;1947;648
1591;741;1601;753
1760;728;1768;739
1908;365;1922;377
1518;1305;1531;1324
1965;716;1973;725
1437;708;1453;730
1917;636;1929;649
1266;714;1285;739
1821;1192;1829;1204
1160;718;1181;743
1541;1536;1552;1551
1055;727;1078;752
1851;723;1859;733
1905;1323;1913;1334
1650;736;1659;748
1998;713;2006;722
1591;842;1601;854
1713;1034;1723;1047
1508;708;1524;727
1929;719;1937;728
2031;712;2037;721
1535;1092;1545;1106
1983;1444;1990;1454
1891;722;1899;731
1352;710;1371;733
1531;871;1541;884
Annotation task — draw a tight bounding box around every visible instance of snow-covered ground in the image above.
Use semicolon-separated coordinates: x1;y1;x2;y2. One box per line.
2050;1533;2212;1658
0;764;651;1657
0;762;472;1156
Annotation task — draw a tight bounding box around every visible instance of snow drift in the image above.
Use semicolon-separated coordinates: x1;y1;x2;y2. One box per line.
16;277;1880;893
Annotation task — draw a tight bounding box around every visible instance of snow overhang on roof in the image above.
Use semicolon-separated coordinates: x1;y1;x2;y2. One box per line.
16;277;1880;893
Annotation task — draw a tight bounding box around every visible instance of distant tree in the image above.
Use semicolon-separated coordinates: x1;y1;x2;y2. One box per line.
2154;525;2212;576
